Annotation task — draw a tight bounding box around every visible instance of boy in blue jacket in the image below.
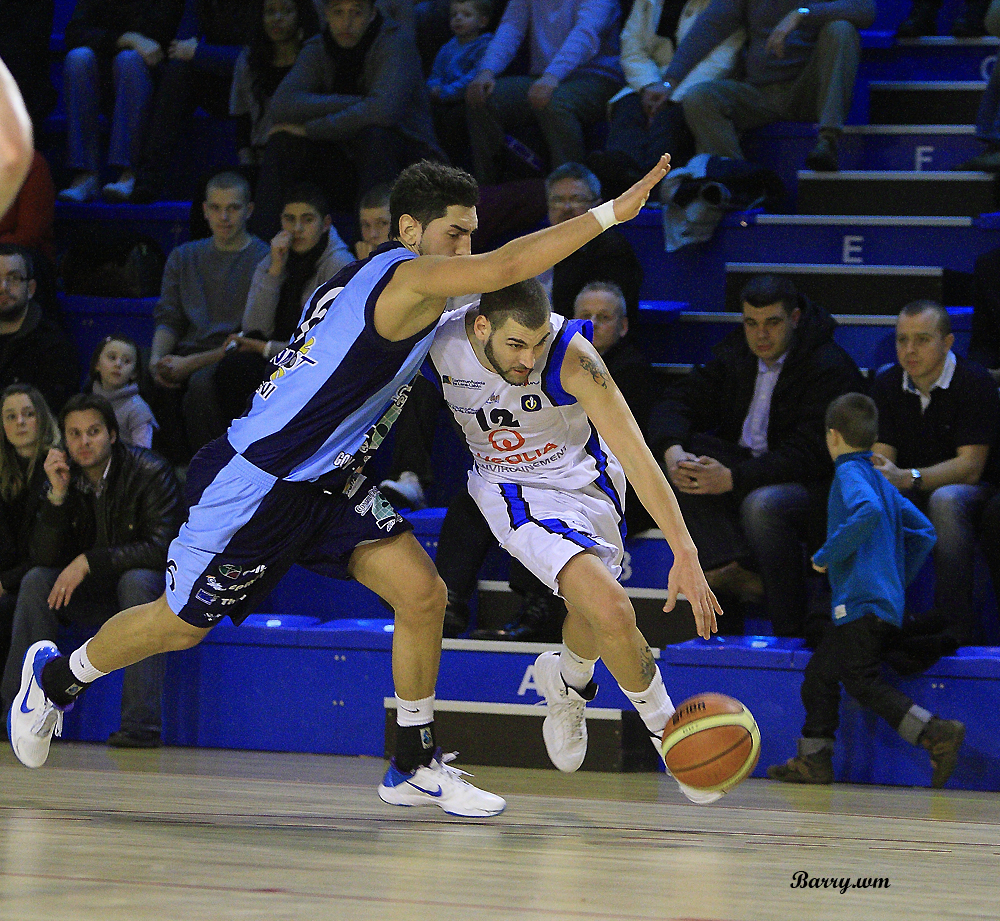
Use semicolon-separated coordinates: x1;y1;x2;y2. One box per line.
768;393;965;788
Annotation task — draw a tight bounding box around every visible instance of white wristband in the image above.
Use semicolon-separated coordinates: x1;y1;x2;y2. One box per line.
589;200;619;232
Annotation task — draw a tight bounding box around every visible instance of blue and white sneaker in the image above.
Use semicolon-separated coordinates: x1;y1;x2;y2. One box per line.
8;641;69;769
378;749;506;817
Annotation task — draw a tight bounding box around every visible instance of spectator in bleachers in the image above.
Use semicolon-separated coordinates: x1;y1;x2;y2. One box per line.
150;171;268;463
213;182;353;425
0;1;56;132
128;0;252;203
0;56;35;218
0;152;56;266
0;393;185;748
648;274;864;639
87;335;158;448
228;0;321;177
58;0;186;203
427;0;493;170
541;162;644;330
252;0;443;235
896;0;988;37
660;0;875;174
589;0;745;198
464;0;623;184
870;300;1000;646
955;0;1000;172
0;244;80;414
0;384;60;687
354;182;392;260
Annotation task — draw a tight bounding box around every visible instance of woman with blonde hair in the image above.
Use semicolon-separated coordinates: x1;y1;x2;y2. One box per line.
0;384;60;673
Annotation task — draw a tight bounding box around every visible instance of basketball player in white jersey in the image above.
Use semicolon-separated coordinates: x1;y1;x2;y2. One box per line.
424;280;725;803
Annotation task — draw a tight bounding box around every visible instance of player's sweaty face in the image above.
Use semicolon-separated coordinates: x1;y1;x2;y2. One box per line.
417;205;477;257
483;318;550;385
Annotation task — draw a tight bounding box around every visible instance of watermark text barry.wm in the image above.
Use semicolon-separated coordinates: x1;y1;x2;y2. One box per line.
791;871;890;894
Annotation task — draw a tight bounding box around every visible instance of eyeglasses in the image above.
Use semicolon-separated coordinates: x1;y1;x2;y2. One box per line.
0;273;28;287
547;196;596;208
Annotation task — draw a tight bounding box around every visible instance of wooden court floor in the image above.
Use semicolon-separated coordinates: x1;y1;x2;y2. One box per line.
1;743;997;921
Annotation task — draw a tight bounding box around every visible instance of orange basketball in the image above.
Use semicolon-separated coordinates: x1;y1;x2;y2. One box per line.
661;693;760;794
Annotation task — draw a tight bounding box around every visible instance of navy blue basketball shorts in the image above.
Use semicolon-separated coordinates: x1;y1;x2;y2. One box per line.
164;438;411;628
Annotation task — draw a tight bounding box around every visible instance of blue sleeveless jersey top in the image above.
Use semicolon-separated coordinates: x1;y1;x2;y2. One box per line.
226;242;436;490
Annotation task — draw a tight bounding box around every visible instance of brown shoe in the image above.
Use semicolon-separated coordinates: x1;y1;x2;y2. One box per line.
706;561;764;603
767;750;833;784
919;718;965;788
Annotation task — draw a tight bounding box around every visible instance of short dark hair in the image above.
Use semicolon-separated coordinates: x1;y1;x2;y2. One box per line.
740;274;799;315
205;170;252;203
826;392;878;451
359;182;391;212
0;243;33;279
479;278;550;332
60;393;119;441
282;182;331;217
900;299;951;337
389;161;479;237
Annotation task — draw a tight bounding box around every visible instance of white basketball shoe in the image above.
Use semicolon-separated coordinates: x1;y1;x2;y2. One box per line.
534;651;597;772
378;749;506;817
8;641;69;769
647;732;723;805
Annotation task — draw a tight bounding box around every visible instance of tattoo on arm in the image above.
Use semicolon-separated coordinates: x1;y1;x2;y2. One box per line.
639;645;656;686
579;355;608;389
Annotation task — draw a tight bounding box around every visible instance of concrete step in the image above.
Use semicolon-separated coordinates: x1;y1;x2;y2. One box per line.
795;169;998;216
724;261;942;313
869;80;985;124
860;35;999;86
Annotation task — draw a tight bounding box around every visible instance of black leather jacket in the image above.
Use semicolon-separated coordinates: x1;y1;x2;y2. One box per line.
31;442;184;581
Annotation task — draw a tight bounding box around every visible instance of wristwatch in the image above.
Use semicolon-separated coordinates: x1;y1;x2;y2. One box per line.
797;6;810;14
910;468;922;490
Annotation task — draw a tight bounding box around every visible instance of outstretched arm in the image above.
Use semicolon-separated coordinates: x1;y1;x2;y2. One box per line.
379;155;670;339
0;57;33;218
562;335;720;639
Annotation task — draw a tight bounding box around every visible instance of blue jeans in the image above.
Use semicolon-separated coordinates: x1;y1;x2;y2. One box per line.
1;566;166;735
63;46;154;172
606;94;695;172
923;483;993;642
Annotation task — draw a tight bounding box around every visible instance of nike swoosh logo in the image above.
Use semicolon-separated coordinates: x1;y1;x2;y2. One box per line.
408;781;443;797
19;685;35;714
400;707;419;713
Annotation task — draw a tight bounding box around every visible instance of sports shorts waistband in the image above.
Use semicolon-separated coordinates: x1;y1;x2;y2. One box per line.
227;442;280;491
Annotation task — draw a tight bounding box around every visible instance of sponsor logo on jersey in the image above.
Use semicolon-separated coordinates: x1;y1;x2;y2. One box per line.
219;564;242;580
488;429;525;451
205;576;224;591
442;375;485;390
521;394;542;412
196;589;218;605
475;442;561;466
357;486;402;531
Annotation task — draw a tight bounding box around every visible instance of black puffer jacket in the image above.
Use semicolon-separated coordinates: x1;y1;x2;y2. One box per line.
31;442;184;581
649;295;866;502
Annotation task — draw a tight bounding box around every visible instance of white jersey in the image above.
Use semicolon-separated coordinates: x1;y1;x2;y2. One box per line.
425;304;625;503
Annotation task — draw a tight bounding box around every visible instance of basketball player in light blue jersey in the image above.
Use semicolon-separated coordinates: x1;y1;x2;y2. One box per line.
9;156;681;818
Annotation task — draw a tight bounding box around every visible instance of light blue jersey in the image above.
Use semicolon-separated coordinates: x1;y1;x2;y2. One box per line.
227;242;436;492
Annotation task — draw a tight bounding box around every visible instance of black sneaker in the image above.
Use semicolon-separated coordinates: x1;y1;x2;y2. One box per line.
766;750;834;784
443;592;469;638
805;136;839;172
919;718;964;788
468;591;565;641
896;1;940;37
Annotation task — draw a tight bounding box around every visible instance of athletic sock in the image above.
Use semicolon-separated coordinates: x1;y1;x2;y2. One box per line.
559;643;597;692
394;694;436;773
69;640;108;685
621;668;675;738
40;656;87;708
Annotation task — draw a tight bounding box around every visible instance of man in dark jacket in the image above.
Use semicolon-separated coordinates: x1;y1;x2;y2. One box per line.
648;274;864;637
0;245;79;414
251;0;443;235
1;394;184;746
